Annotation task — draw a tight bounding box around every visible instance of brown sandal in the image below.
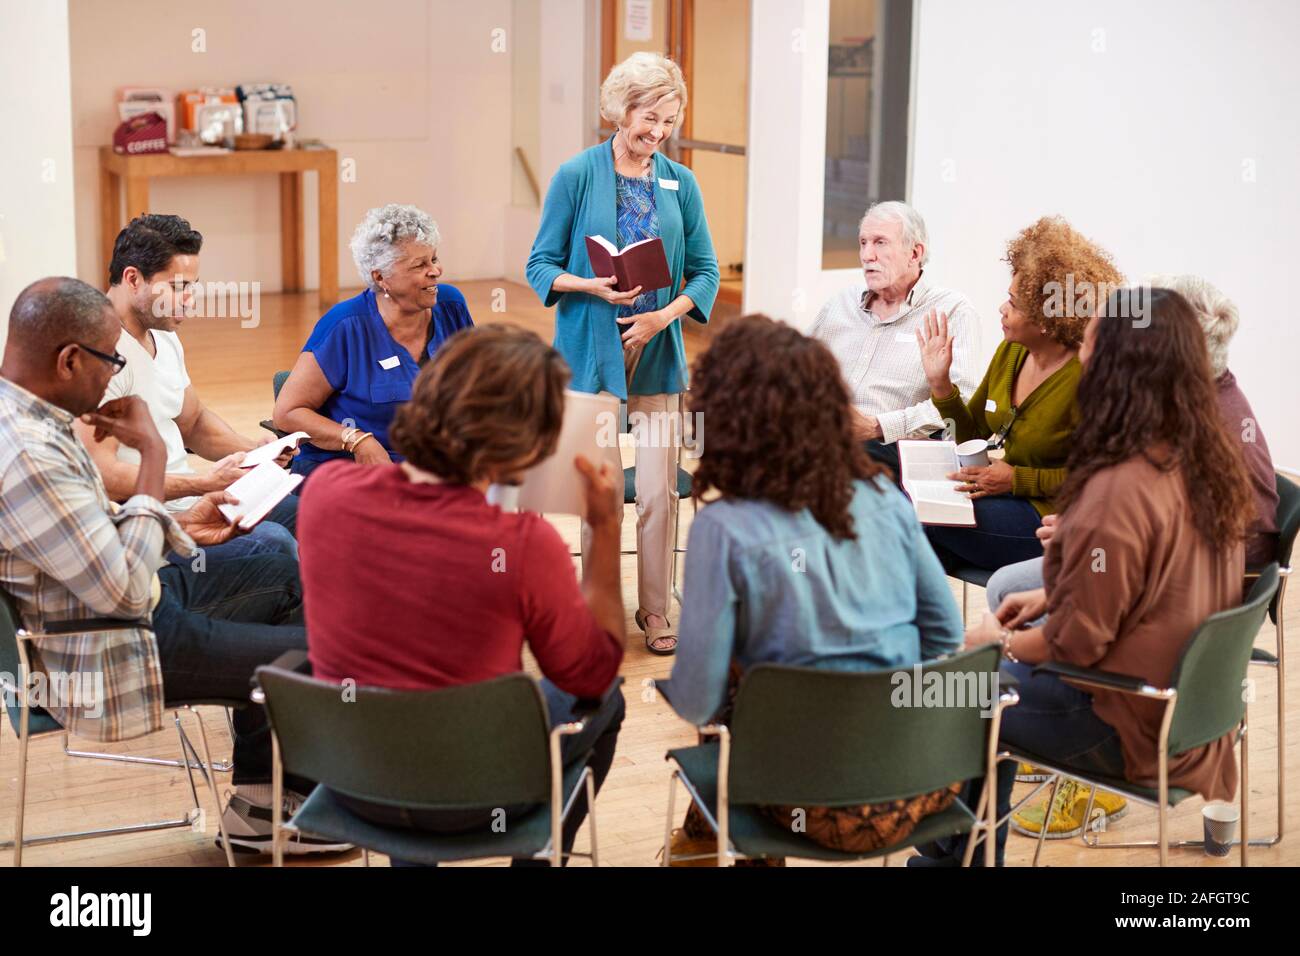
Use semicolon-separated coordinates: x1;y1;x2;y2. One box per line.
635;608;677;655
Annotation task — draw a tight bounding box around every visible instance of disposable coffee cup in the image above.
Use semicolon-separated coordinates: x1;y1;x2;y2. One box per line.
1202;803;1238;856
956;439;991;469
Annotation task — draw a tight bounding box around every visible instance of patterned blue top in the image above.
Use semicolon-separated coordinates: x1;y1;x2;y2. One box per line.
525;136;720;399
615;173;660;319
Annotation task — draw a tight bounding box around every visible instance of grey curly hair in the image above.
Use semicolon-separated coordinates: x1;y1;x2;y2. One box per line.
1146;274;1239;378
349;204;441;287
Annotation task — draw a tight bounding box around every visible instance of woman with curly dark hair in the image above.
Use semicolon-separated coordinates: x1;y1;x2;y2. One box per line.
666;315;964;857
918;288;1255;866
917;216;1124;572
297;323;627;866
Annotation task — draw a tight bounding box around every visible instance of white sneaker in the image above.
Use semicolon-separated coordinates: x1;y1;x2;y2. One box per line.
215;788;354;856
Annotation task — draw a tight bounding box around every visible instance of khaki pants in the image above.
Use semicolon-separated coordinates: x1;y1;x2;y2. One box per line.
581;344;682;620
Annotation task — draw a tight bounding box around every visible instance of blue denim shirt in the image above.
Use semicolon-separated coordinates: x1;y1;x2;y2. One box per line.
669;476;964;725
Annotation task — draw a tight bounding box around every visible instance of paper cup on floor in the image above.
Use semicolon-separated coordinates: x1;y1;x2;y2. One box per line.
956;439;991;469
1202;803;1239;856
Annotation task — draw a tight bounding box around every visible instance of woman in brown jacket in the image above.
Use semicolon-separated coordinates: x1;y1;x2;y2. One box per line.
914;286;1256;866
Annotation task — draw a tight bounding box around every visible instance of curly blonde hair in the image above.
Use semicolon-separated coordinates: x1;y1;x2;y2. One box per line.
1005;216;1124;348
599;52;688;126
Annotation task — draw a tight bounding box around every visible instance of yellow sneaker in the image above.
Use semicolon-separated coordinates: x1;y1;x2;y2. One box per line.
1010;780;1128;839
1016;762;1052;782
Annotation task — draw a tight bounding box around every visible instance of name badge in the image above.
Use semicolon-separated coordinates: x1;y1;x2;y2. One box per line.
378;355;401;370
984;399;998;413
894;330;914;343
658;178;679;191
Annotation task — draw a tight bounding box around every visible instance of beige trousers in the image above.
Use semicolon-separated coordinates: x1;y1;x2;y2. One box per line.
581;344;683;620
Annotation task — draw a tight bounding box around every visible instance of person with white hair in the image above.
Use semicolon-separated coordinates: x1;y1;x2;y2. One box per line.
526;52;720;656
986;273;1279;625
810;200;981;479
275;203;473;479
977;274;1280;841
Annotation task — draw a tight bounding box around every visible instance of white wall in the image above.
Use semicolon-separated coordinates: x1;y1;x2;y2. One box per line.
0;0;77;344
744;0;845;322
910;0;1300;469
746;0;1300;469
67;0;512;293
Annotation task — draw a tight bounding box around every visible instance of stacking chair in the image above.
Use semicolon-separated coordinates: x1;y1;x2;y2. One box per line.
659;645;1017;867
253;661;614;867
996;565;1280;867
0;589;237;866
1242;471;1298;846
258;369;293;437
951;565;993;626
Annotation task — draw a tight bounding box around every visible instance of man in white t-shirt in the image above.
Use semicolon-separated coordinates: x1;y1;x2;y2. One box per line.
74;214;298;562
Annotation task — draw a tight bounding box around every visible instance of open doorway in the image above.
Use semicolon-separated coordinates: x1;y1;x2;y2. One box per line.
598;0;750;312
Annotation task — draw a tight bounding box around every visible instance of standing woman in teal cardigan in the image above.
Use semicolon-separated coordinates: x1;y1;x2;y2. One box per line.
527;52;719;656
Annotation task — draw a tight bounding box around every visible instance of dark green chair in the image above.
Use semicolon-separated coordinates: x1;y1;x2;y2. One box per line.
1243;471;1299;846
253;665;612;867
259;370;293;437
659;645;1016;867
0;589;238;866
1001;564;1279;867
950;565;992;626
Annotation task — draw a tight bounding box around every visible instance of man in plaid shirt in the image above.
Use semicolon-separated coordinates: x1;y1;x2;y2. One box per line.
0;278;343;856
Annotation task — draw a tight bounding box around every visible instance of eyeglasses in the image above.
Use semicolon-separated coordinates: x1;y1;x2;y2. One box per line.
74;343;127;375
987;405;1019;451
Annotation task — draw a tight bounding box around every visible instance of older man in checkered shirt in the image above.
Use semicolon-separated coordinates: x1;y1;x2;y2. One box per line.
811;201;981;479
0;278;344;856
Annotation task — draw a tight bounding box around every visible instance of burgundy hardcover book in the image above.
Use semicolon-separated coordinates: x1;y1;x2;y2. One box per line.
584;235;672;293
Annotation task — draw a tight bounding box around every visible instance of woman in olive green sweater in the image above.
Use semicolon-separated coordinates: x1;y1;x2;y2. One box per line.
915;217;1123;572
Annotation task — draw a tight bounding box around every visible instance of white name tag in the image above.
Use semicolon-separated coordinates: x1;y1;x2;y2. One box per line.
658;178;679;191
894;330;914;343
379;355;401;370
985;399;998;413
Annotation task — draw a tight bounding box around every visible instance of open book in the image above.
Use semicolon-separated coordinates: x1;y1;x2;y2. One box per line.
510;390;621;518
239;431;309;469
218;461;303;531
585;235;672;293
898;440;977;527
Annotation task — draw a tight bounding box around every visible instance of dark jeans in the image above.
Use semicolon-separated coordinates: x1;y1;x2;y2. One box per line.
153;554;308;788
167;494;300;564
863;439;903;486
928;660;1126;865
339;679;627;867
925;494;1044;573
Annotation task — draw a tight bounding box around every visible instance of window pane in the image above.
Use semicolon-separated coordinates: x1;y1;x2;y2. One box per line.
823;0;914;269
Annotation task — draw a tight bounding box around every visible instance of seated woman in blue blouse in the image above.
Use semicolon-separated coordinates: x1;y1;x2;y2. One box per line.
667;314;964;859
273;204;473;479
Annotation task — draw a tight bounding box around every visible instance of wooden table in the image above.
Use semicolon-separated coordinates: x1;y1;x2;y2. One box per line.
99;146;340;306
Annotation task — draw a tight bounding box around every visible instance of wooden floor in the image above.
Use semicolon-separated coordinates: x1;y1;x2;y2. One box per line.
3;282;1294;867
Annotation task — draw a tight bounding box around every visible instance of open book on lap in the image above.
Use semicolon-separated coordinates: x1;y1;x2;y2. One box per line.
898;439;977;527
218;461;303;531
239;431;309;469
